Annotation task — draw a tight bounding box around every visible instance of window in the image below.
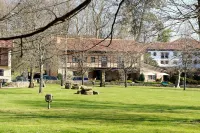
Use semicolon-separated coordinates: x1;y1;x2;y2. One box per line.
91;57;95;63
173;51;177;56
148;75;156;80
101;56;107;62
161;60;169;65
161;52;169;59
0;69;4;76
72;56;78;63
153;52;156;56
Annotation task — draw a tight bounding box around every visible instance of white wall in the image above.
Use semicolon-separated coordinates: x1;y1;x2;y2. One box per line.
0;66;11;82
148;50;181;67
148;50;200;68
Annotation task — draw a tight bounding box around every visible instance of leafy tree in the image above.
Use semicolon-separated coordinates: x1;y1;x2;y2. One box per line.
157;29;171;42
144;53;158;67
118;0;166;42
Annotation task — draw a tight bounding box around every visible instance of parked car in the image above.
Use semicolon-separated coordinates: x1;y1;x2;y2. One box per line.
73;76;88;81
33;73;58;80
43;75;58;80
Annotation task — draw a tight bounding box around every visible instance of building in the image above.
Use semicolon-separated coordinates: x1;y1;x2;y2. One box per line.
147;38;200;68
0;41;13;82
55;37;167;82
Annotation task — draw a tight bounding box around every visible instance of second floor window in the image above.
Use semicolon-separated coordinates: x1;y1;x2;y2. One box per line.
72;56;78;63
0;69;4;76
91;57;95;63
173;51;177;56
153;52;156;56
161;52;169;59
101;56;107;62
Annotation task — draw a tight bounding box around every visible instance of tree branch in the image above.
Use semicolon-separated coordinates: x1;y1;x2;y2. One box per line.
0;0;91;40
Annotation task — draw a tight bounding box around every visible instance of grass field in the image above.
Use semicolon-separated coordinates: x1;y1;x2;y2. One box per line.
0;84;200;133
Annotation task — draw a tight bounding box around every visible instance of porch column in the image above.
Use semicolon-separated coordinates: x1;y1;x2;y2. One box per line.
100;70;105;87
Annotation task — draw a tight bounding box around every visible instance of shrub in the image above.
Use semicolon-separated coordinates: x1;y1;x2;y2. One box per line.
57;73;62;80
127;80;133;83
186;78;200;85
138;73;145;82
169;75;178;84
95;80;100;82
156;78;162;82
135;80;143;83
144;82;159;85
193;75;200;81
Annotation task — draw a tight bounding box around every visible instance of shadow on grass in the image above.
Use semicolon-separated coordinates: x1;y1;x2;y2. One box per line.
7;99;200;125
13;99;200;112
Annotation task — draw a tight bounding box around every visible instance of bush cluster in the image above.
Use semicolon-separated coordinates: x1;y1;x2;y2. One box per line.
138;73;145;82
186;78;200;85
170;74;200;85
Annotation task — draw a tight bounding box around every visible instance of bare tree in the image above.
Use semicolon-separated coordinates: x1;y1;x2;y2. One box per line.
116;43;144;87
162;0;200;39
172;38;196;90
0;0;92;40
70;37;92;85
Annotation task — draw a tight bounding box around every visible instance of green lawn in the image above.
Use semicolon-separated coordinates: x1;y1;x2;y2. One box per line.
0;84;200;133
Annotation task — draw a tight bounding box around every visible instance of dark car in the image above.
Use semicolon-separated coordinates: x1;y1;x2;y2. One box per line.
43;75;58;80
73;76;88;81
33;74;58;80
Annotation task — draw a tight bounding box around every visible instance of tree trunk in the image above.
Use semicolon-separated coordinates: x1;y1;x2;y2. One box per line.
175;70;181;88
64;53;67;85
39;57;43;93
198;0;200;40
183;71;186;91
100;70;105;87
124;70;127;88
81;73;84;85
61;74;64;86
135;1;147;41
28;66;34;88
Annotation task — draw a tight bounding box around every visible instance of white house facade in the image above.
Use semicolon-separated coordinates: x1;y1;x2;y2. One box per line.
147;38;200;69
148;50;181;67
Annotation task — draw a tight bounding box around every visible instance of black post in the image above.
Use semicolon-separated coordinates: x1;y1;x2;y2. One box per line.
48;101;50;109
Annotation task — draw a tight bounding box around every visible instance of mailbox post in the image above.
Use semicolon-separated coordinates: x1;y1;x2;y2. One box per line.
45;94;53;109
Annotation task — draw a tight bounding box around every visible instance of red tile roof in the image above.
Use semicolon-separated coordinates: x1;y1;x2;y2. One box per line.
56;37;200;52
147;38;200;51
56;37;147;53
